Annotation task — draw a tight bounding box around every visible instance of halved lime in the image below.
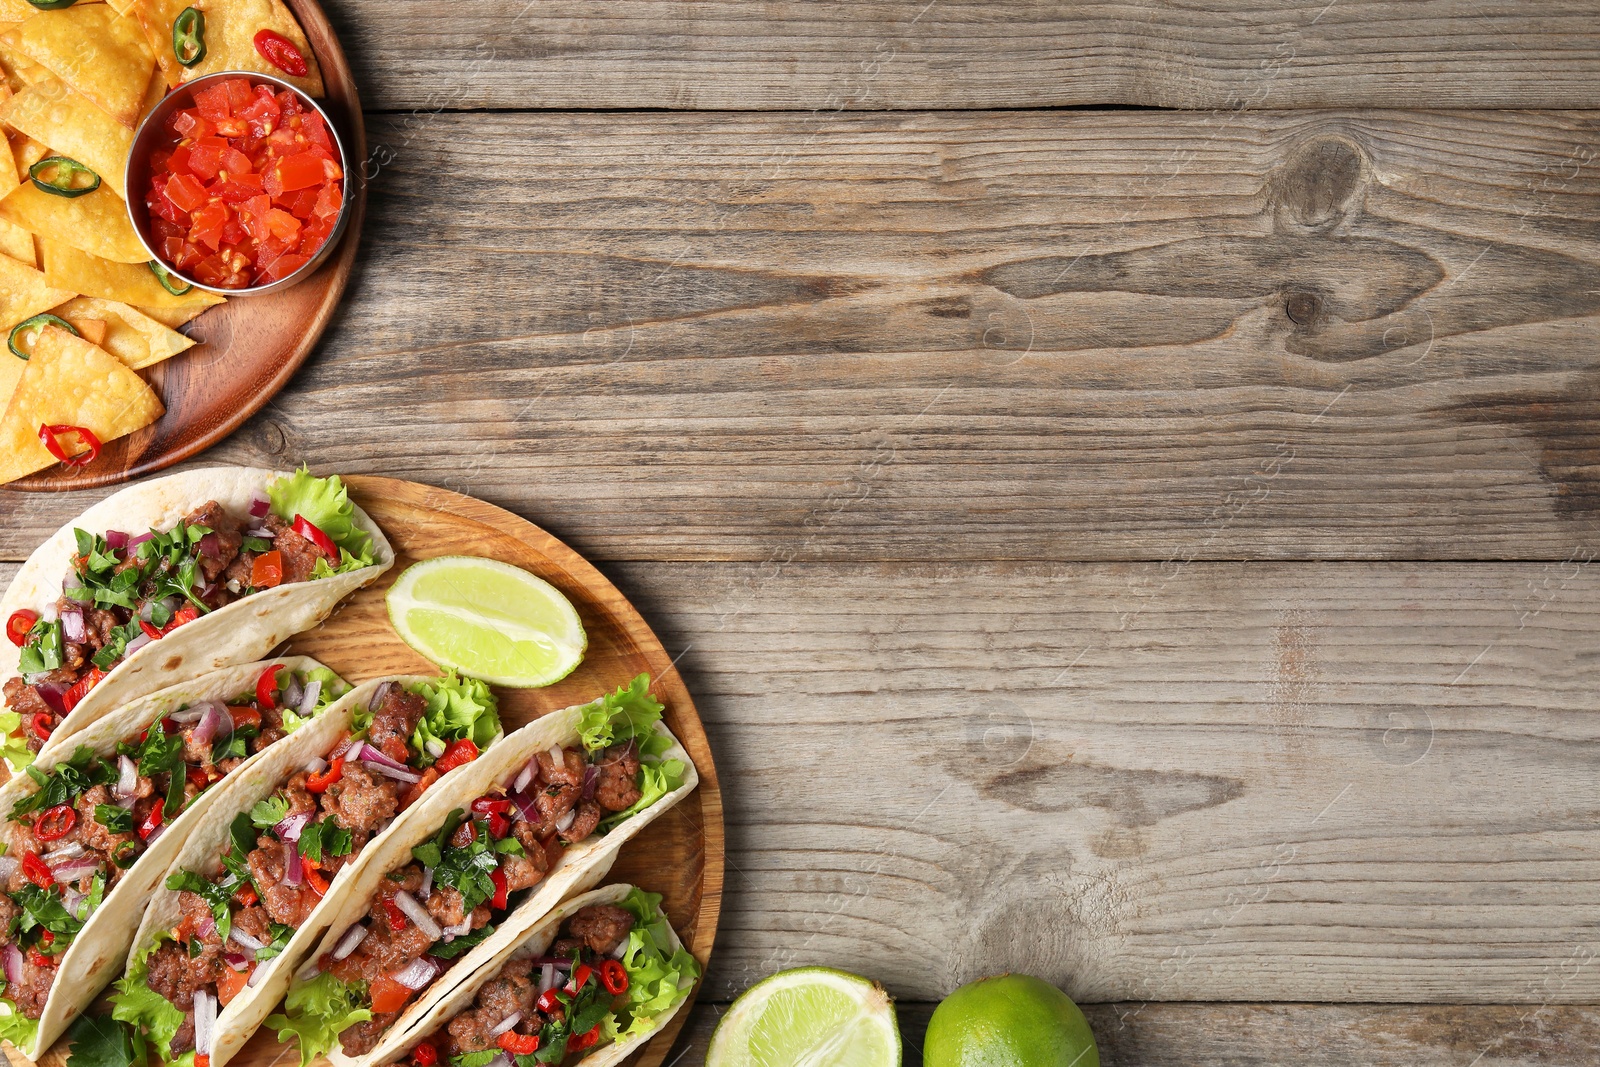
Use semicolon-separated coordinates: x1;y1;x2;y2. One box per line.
385;556;586;687
707;967;901;1067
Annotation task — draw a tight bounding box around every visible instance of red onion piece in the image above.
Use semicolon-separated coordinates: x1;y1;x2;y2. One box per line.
512;761;535;795
538;963;556;994
248;495;270;518
194;988;216;1055
510;790;540;824
275;812;311;843
392;891;441;940
225;952;251;972
332;924;368;961
192;702;230;745
581;765;598;801
610;938;630;960
485;1054;510;1067
34;681;68;714
244;525;275;540
128;531;155;549
197;533;221;559
554;809;576;834
1;944;22;985
229;927;265;952
391;955;440;991
43;843;86;865
117;754;138;798
489;1012;521;1037
369;681;396;711
281;675;304;712
284;841;303;886
355;744;408;772
123;632;154;656
168;706;207;725
197;912;216;938
297;960;321;983
417;867;432;902
305;757;329;776
146;823;167;846
51;860;98;884
61;886;85;919
298;679;322;716
60;609;85;643
0;857;18;885
360;760;422;785
105;530;129;550
248;963;270;987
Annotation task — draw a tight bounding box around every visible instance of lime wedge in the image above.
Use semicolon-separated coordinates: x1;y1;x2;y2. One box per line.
707;968;901;1067
385;556;586;687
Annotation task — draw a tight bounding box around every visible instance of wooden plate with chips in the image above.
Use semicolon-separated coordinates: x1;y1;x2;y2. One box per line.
1;0;364;492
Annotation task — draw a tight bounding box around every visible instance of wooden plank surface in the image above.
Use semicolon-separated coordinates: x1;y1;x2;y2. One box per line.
322;1;1600;112
7;109;1600;563
4;556;1595;1005
673;1001;1600;1066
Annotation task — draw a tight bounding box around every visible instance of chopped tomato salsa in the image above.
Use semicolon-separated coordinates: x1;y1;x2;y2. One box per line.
144;77;343;289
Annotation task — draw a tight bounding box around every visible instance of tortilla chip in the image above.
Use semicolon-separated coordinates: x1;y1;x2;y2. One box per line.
0;220;31;264
139;62;166;118
131;301;211;328
9;131;45;180
42;239;223;311
0;2;39;23
105;0;138;16
0;325;163;483
0;37;45;92
0;181;148;262
3;6;153;127
136;0;322;97
0;126;16;197
0;252;72;331
0;77;134;198
49;295;194;370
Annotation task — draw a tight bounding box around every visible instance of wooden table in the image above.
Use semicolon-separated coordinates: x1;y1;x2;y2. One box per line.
6;3;1600;1062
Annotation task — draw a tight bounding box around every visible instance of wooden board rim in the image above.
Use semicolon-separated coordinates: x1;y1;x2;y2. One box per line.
7;0;367;493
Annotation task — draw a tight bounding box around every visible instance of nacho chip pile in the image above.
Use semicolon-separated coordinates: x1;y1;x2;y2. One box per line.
0;0;322;485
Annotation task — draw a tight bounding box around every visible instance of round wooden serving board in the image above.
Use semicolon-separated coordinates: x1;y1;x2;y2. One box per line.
11;0;366;493
26;478;724;1067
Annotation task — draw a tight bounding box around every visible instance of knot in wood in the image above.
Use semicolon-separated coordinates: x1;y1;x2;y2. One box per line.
1284;289;1323;325
1270;135;1369;232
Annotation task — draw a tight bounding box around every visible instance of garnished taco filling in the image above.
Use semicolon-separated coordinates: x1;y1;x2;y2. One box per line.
270;676;688;1061
113;676;499;1067
0;665;341;1048
2;469;376;761
402;889;699;1067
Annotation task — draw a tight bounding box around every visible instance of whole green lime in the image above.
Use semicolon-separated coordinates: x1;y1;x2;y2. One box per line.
924;975;1099;1067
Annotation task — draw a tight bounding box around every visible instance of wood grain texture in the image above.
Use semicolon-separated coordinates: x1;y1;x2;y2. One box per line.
320;1;1600;112
7;0;367;491
6;109;1600;562
670;1001;1600;1066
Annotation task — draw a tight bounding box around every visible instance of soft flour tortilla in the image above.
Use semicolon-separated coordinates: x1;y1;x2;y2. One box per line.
0;467;394;759
130;676;506;1067
372;880;692;1067
0;655;343;1058
285;698;699;1067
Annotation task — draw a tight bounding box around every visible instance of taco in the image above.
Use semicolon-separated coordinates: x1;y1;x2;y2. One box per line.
0;656;350;1058
267;675;698;1067
376;883;700;1067
0;466;393;770
114;674;504;1067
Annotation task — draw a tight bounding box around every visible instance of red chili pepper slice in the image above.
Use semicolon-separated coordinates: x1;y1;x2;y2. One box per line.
22;851;52;888
566;1025;600;1053
253;29;309;77
31;713;54;741
306;864;330;897
291;514;337;557
35;804;76;842
535;988;563;1015
306;756;344;793
38;930;53;947
139;620;164;642
6;610;38;647
256;663;284;710
61;667;105;714
434;738;478;773
138;803;164;840
382;897;408;930
411;1042;438;1067
470;796;511;815
600;958;629;995
38;424;102;467
496;1032;539;1056
489;866;508;911
569;963;593;994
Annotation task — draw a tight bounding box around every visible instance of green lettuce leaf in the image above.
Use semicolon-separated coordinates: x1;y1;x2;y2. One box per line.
576;674;662;754
612;887;700;1039
0;709;33;771
408;674;500;767
111;936;187;1063
266;468;375;571
0;999;39;1051
268;972;371;1066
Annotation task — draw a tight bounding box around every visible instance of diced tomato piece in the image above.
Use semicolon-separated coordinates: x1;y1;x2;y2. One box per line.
147;178;187;225
273;152;325;193
281;187;319;219
259;253;309;283
212;172;265;202
312;181;342;220
262;207;301;241
164;172;208;212
194;82;233;122
187;137;228;180
300;110;332;150
189;200;229;251
369;976;411;1015
277;90;303;116
223;77;253;112
166;144;193;176
221;215;248;247
219;147;254;176
217;964;250;1007
213;117;247;138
